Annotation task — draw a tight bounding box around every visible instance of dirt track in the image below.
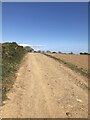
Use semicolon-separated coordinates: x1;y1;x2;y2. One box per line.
2;53;88;118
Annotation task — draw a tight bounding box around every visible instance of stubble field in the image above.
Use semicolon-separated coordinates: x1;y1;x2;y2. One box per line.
46;53;88;72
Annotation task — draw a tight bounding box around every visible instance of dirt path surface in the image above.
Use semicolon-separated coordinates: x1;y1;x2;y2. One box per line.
2;53;88;118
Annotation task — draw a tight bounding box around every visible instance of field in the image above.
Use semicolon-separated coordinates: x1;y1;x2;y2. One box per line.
46;53;88;72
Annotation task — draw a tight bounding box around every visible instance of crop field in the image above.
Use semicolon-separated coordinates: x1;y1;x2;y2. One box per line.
46;53;88;72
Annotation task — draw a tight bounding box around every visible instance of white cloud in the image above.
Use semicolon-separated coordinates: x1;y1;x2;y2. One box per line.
18;44;31;47
18;44;45;47
18;44;45;51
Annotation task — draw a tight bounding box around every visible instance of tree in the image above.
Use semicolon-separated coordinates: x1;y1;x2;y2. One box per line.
42;51;45;53
25;46;34;52
52;51;57;54
46;50;51;53
58;51;62;54
69;52;73;54
80;52;88;55
37;50;41;53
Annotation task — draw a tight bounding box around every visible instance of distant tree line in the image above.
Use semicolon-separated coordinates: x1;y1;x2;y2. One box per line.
80;52;89;55
25;48;89;55
34;50;75;54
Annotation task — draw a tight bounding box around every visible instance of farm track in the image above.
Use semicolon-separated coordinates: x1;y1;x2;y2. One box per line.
2;53;88;118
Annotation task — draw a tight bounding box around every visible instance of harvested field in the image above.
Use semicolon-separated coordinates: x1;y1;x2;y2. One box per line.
46;53;88;71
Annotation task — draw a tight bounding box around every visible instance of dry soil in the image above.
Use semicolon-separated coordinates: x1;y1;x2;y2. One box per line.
2;53;88;118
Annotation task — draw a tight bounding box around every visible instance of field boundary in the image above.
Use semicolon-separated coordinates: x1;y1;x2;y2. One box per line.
42;53;88;77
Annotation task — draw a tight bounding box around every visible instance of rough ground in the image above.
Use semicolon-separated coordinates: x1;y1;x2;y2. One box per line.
2;53;88;118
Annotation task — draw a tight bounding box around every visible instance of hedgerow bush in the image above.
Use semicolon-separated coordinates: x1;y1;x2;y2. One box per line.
2;42;26;101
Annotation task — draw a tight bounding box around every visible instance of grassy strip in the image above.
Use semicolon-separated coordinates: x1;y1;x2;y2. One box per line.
43;53;88;77
2;42;26;101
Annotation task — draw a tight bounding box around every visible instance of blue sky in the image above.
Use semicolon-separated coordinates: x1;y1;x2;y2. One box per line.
2;2;88;53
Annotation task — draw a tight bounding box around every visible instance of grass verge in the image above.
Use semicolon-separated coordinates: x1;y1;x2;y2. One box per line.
2;42;26;102
43;53;88;77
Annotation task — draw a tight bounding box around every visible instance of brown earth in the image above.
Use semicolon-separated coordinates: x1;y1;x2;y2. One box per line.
2;53;88;118
47;53;88;71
